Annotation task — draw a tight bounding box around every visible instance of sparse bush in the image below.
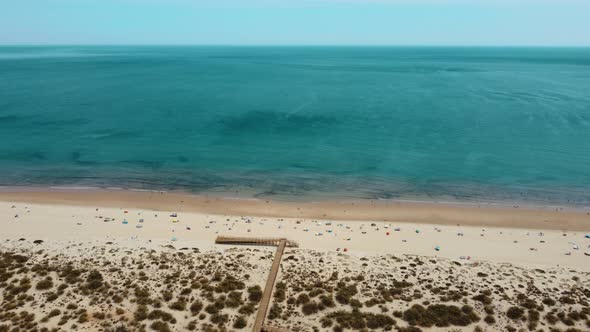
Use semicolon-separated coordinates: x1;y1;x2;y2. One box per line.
274;287;286;302
239;303;256;315
302;301;320;315
268;304;282;320
135;305;148;321
365;298;380;307
36;278;53;290
248;285;262;302
233;316;247;329
170;299;186;311
297;293;310;305
324;310;395;330
162;290;173;302
85;270;103;290
560;296;576;305
215;275;245;293
150;321;172;332
210;313;229;326
402;304;479;327
226;291;243;308
190;300;203;315
506;306;524;320
320;294;336;308
148;309;176;323
48;309;61;318
335;284;358;304
472;294;492;305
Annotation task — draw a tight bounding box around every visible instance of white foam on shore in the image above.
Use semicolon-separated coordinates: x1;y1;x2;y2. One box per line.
49;186;101;190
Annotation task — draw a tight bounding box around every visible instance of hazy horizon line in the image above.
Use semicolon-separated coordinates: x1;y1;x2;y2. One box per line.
1;43;590;48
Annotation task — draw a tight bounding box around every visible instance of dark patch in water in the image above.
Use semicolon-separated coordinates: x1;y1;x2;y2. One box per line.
119;159;165;169
75;160;100;166
30;151;46;160
0;115;26;123
91;130;139;140
32;118;89;126
177;155;189;163
218;110;338;135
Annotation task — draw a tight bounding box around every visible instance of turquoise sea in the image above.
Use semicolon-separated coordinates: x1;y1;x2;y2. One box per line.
1;46;589;203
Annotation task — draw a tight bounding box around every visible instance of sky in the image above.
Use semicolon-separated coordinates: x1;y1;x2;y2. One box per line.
1;0;590;46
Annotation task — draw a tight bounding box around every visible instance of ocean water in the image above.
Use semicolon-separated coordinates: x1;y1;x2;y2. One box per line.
1;46;590;204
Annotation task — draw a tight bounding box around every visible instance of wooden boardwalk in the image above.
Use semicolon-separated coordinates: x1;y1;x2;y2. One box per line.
261;325;292;332
215;235;294;332
215;236;299;248
253;239;286;332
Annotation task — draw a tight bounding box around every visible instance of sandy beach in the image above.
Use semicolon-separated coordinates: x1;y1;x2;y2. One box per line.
1;189;590;268
1;189;590;331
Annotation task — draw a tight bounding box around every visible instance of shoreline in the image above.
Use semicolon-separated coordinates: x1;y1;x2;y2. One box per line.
1;187;589;231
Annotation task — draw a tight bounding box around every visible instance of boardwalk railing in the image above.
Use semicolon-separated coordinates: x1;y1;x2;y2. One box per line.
215;236;299;248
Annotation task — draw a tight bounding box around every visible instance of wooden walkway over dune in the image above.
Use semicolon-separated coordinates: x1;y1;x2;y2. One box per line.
215;236;295;332
215;236;299;248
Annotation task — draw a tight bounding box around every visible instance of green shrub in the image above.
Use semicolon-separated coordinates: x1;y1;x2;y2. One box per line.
335;284;358;304
238;303;256;315
150;321;172;332
268;304;282;320
233;316;247;329
472;294;492;305
215;275;245;293
248;285;262;302
147;309;176;323
85;270;103;290
320;295;336;308
210;313;229;326
324;310;395;330
402;304;479;327
36;278;53;290
170;299;186;311
302;301;320;315
273;287;286;302
297;293;310;305
226;291;243;308
506;307;524;320
190;300;203;315
162;290;173;302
